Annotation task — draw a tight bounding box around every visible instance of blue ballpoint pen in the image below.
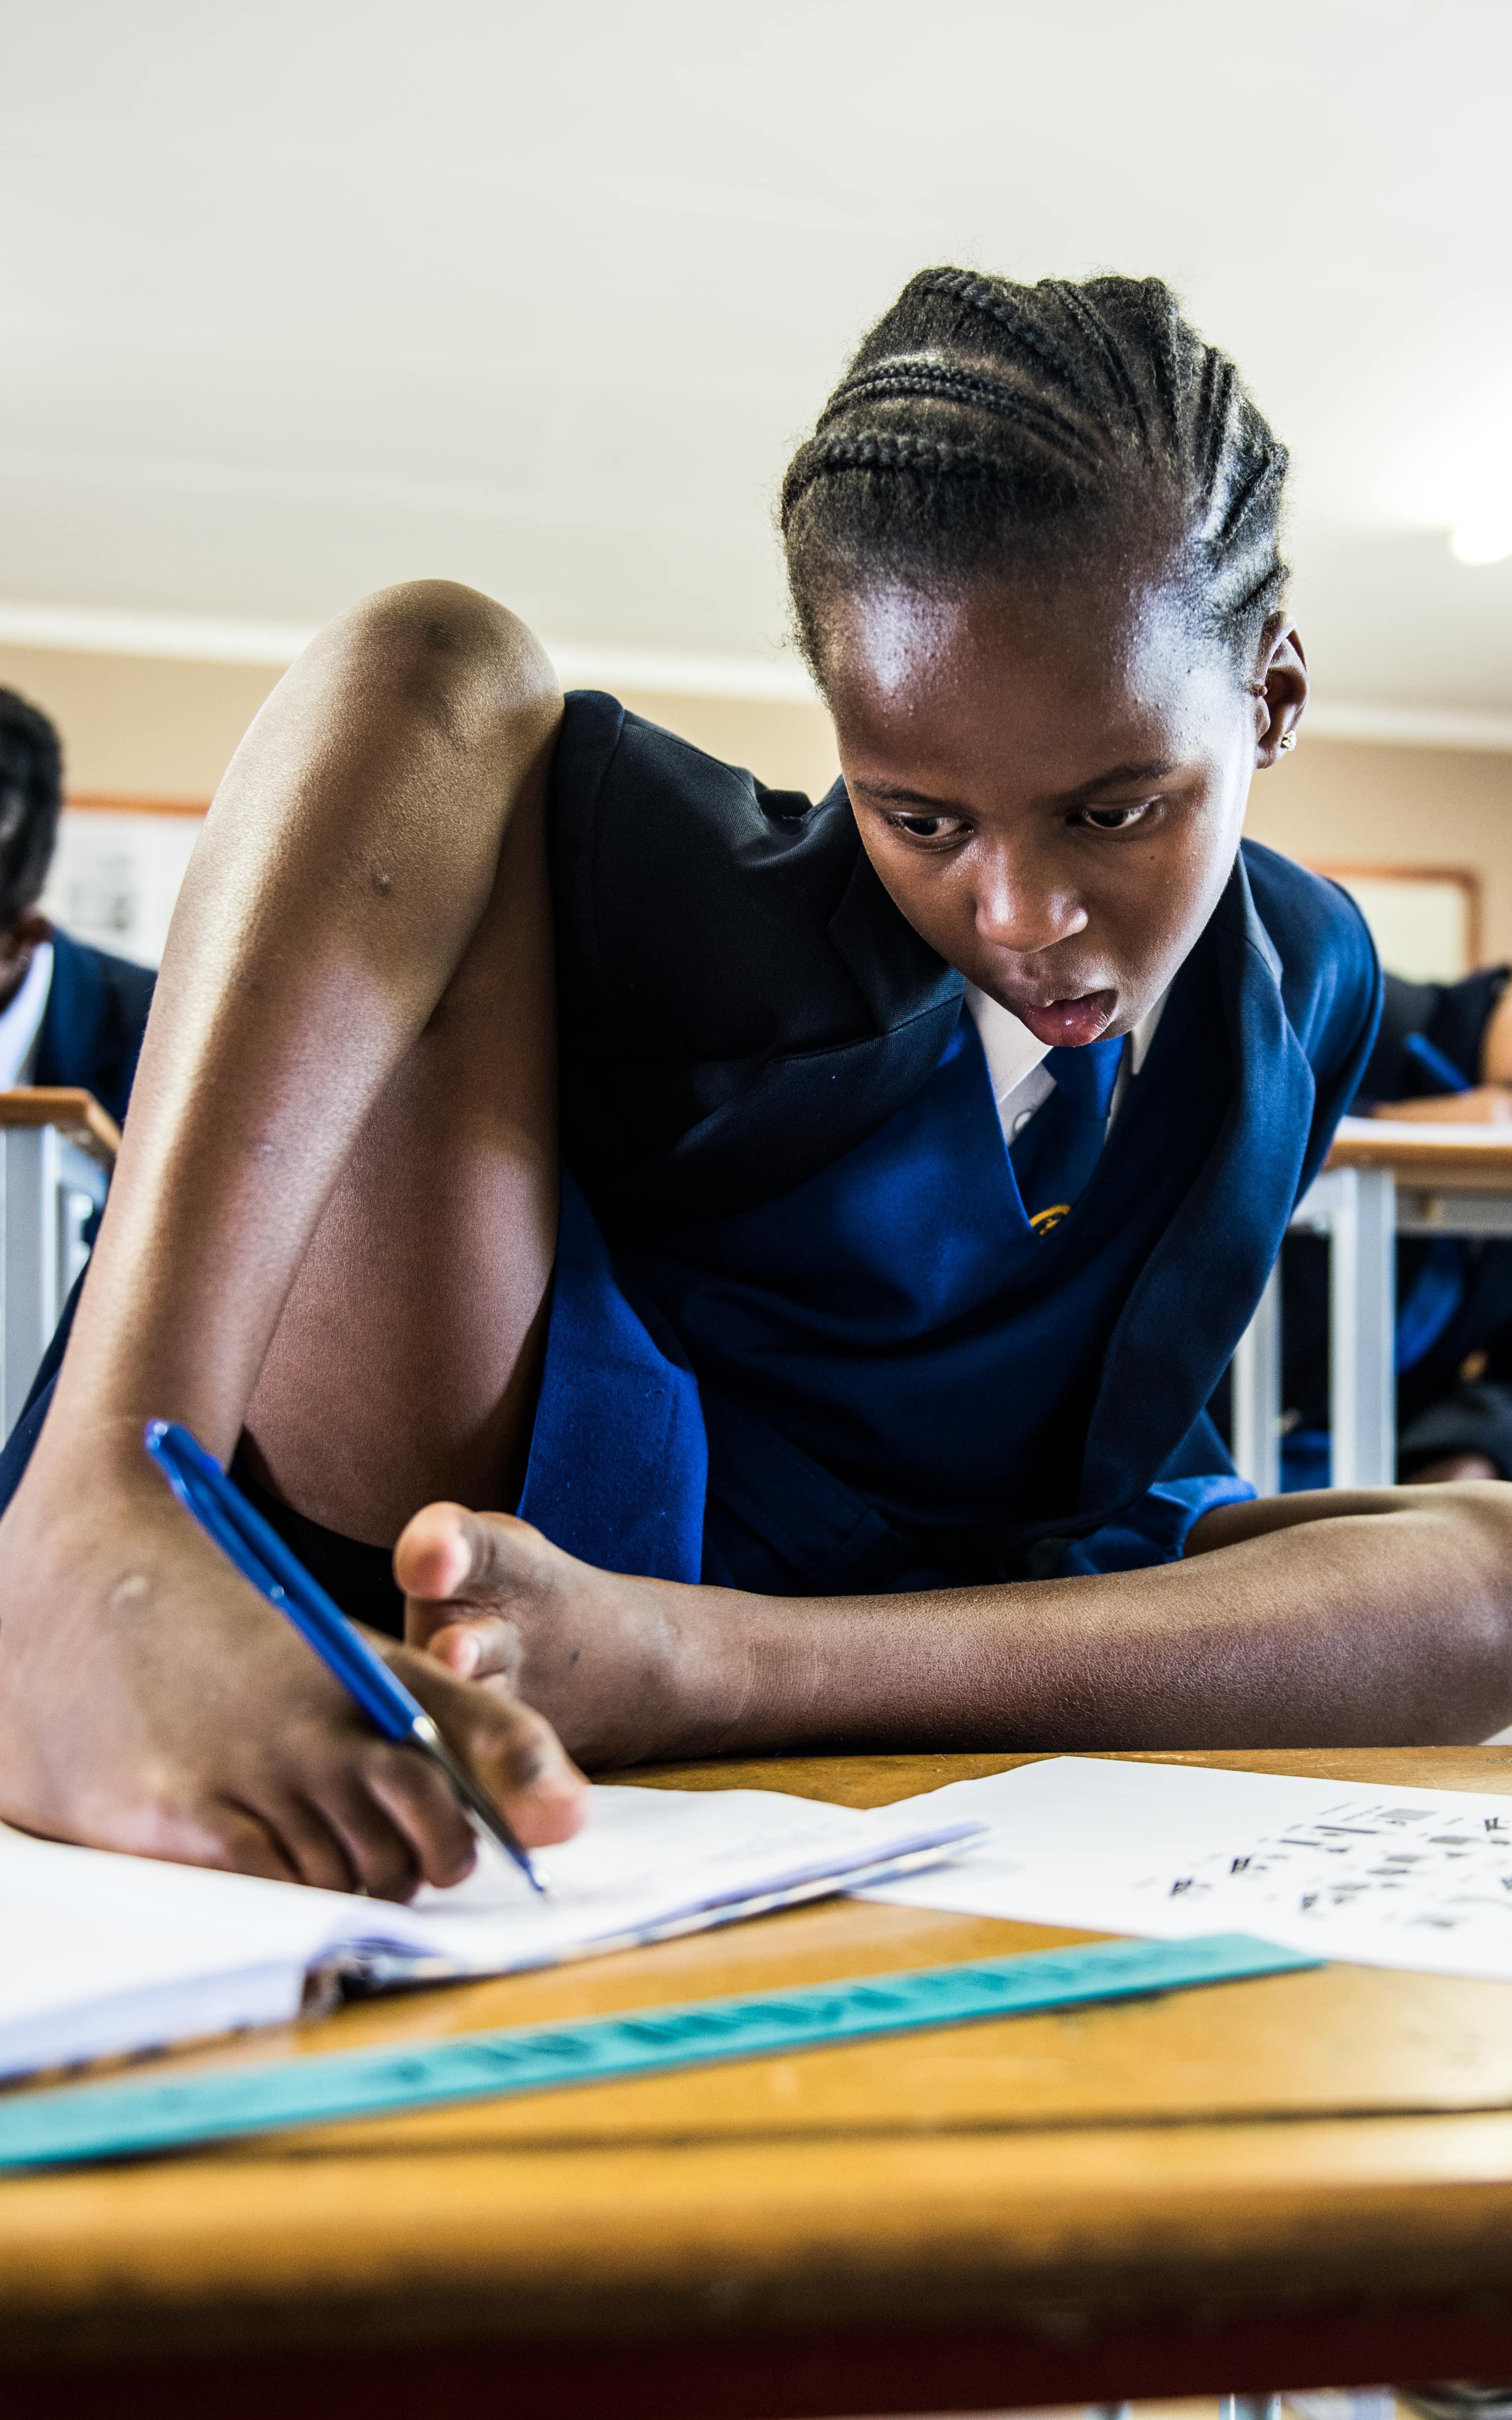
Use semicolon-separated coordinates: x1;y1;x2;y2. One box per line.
143;1419;546;1894
1402;1030;1472;1097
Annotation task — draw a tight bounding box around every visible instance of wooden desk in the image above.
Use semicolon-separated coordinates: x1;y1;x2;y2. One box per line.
1232;1119;1512;1494
4;1747;1512;2420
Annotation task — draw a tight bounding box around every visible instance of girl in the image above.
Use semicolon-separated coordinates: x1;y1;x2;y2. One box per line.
2;268;1510;1902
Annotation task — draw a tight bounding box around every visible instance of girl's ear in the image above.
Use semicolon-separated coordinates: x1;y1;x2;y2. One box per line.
1250;620;1309;769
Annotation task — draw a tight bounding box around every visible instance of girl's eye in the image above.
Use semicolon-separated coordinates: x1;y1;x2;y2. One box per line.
1074;802;1153;831
890;813;966;841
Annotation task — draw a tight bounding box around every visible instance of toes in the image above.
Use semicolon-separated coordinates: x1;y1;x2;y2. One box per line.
460;1699;590;1848
362;1748;477;1893
393;1501;475;1602
394;1504;551;1606
259;1794;362;1895
417;1613;521;1681
300;1767;437;1901
396;1658;589;1849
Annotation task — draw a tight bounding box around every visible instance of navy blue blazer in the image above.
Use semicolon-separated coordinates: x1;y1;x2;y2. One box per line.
536;695;1383;1589
33;926;154;1126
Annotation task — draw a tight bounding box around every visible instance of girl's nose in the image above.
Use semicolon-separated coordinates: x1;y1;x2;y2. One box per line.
974;852;1088;957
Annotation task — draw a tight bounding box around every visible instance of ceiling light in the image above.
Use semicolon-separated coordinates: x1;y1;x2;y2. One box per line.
1449;511;1512;566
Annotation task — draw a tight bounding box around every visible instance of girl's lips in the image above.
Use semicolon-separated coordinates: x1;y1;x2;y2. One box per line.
1013;990;1117;1048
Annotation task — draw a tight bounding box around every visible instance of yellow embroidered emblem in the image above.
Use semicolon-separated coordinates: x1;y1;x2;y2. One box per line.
1030;1204;1071;1235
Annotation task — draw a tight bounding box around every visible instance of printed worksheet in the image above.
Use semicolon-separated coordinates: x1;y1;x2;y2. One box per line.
859;1755;1512;1981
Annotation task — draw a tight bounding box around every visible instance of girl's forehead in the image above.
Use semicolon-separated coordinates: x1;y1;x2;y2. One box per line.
826;574;1240;783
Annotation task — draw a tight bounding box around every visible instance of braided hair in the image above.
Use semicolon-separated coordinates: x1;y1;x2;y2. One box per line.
781;267;1289;685
0;690;63;931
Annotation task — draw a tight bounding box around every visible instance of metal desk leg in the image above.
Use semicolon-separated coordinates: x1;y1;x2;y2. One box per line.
1231;1259;1282;1494
1328;1165;1396;1487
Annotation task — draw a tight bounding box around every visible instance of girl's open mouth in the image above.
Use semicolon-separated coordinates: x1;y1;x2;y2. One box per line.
1011;989;1117;1048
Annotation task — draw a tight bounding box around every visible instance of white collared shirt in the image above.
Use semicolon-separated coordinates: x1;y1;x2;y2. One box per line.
964;980;1169;1151
0;941;54;1090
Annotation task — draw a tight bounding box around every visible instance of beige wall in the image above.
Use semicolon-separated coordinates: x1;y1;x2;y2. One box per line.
0;643;280;802
1245;739;1512;965
6;643;1512;965
0;647;844;808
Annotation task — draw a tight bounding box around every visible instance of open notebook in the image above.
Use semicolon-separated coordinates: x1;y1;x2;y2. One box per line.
0;1783;983;2081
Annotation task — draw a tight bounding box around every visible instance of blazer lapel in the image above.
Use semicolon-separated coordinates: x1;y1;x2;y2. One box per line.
824;838;965;1036
1077;850;1316;1517
33;928;106;1095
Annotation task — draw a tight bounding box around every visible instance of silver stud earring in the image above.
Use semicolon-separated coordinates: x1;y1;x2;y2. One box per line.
1278;730;1297;753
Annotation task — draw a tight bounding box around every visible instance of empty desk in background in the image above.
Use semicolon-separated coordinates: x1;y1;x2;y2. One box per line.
0;1088;118;1441
1233;1116;1512;1493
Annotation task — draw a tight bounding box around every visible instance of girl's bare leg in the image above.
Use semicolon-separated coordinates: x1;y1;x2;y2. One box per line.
241;737;557;1541
0;582;588;1895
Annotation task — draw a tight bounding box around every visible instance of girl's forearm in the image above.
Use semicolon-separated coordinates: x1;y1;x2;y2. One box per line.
1185;1483;1426;1552
645;1488;1512;1756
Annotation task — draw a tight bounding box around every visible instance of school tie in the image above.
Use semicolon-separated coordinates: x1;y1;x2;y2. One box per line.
1008;1035;1126;1235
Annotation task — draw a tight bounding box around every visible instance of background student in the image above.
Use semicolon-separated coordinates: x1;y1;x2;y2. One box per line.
1281;964;1512;1486
0;688;154;1121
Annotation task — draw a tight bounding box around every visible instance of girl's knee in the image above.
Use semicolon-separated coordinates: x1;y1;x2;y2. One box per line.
335;582;561;751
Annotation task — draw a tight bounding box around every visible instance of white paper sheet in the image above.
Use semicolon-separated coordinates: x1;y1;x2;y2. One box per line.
0;1783;980;2079
859;1755;1512;1981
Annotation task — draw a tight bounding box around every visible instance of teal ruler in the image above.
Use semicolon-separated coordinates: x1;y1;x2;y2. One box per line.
0;1931;1314;2173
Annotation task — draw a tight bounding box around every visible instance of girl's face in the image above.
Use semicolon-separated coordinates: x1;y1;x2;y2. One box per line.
822;571;1306;1047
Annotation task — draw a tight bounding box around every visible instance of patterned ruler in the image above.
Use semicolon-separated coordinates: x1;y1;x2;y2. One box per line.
0;1931;1315;2172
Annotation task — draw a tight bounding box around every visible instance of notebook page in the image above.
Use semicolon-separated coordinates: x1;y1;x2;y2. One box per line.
0;1823;433;2076
399;1783;983;1970
0;1785;979;2078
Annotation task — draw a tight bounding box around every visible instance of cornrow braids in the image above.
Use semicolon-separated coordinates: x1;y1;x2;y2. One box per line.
820;358;1105;477
781;265;1289;687
0;689;63;931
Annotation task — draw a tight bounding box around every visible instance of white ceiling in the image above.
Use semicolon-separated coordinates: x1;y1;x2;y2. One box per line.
4;0;1512;724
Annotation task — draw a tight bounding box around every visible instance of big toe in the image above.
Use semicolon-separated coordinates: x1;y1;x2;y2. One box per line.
394;1501;477;1601
394;1504;554;1606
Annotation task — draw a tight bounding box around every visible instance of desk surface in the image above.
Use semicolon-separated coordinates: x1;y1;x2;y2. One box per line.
1328;1115;1512;1186
0;1085;119;1166
7;1746;1512;2419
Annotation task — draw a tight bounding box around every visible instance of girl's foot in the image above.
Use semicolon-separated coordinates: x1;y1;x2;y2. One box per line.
0;1438;588;1898
397;1504;729;1767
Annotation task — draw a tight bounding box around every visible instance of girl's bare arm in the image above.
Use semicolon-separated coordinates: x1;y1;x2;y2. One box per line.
401;1479;1512;1759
